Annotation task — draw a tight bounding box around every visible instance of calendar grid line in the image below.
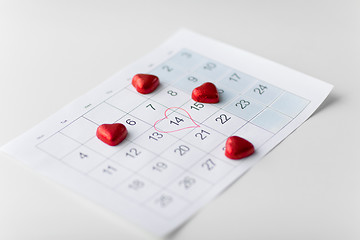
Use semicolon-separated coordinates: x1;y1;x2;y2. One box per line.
82;116;100;126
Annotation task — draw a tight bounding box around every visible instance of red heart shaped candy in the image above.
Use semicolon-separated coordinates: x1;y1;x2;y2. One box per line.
96;123;127;146
225;136;254;160
191;82;219;103
132;74;160;94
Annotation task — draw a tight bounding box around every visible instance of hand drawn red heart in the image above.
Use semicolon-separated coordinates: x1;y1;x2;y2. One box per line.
154;107;200;133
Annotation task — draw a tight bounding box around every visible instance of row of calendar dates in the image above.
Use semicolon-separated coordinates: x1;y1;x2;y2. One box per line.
37;117;273;217
37;133;250;218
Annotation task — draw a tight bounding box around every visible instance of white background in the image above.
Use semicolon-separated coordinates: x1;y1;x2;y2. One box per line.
0;1;359;239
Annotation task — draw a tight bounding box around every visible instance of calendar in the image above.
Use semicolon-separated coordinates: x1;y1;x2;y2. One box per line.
1;29;333;236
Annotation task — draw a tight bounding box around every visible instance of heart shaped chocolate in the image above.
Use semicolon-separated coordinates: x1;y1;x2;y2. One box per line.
191;82;219;103
96;123;127;146
132;74;160;94
225;136;254;160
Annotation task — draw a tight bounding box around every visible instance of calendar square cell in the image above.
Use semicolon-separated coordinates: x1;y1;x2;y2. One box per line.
165;49;205;72
139;158;184;187
106;88;147;113
61;117;98;144
172;73;209;95
89;160;133;188
189;155;233;184
117;115;153;141
209;141;229;163
149;63;186;84
210;140;259;166
37;133;80;159
270;92;309;117
193;60;230;82
162;140;206;169
84;103;126;125
251;108;292;133
111;142;156;171
181;100;219;123
116;176;161;203
146;191;188;218
209;138;256;167
219;71;257;94
203;110;247;136
224;96;265;121
182;126;227;152
129;100;168;126
62;145;106;173
151;86;189;108
216;87;238;107
244;81;283;105
84;137;129;158
135;128;178;155
168;173;212;201
234;123;274;149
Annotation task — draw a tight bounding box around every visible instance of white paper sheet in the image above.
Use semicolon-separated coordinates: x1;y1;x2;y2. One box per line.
1;29;333;236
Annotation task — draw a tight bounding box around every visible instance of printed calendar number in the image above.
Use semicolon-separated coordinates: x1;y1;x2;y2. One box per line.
102;164;117;175
181;52;192;58
215;113;231;125
179;176;196;189
187;76;198;82
126;119;136;126
190;102;204;111
146;104;156;110
235;99;250;109
155;194;173;208
152;162;168;172
253;84;268;95
125;148;141;158
203;62;216;71
162;65;173;72
195;129;210;140
202;158;216;171
128;179;145;190
229;72;241;82
174;144;190;156
169;116;184;126
167;90;178;96
149;132;163;141
89;160;132;188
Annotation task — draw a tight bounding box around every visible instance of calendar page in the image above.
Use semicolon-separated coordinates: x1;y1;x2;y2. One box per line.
1;29;333;236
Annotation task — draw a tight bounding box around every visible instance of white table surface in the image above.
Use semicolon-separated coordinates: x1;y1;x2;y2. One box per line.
1;1;359;239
